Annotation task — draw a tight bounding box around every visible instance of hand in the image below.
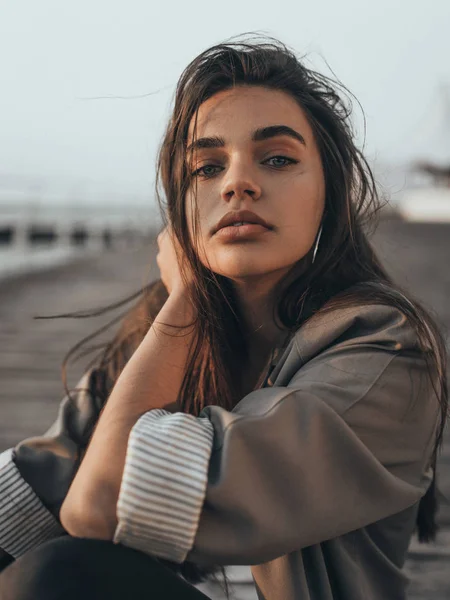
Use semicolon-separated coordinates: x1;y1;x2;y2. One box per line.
156;226;192;295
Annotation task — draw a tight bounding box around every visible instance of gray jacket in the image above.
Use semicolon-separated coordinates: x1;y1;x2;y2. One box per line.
0;302;440;599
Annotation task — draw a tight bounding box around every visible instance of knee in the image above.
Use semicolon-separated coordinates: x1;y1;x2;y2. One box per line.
0;537;98;600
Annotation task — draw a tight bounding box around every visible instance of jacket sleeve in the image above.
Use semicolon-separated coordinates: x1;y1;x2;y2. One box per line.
113;308;440;566
0;368;103;558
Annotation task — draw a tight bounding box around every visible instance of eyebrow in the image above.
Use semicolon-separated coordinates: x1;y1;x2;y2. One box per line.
186;125;306;153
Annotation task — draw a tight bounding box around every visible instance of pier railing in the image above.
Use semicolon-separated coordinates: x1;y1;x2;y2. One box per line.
0;201;161;250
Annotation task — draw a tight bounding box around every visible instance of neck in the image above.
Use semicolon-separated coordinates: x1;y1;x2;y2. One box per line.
232;271;289;356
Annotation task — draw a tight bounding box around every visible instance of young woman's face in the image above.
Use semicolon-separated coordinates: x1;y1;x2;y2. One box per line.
185;86;326;282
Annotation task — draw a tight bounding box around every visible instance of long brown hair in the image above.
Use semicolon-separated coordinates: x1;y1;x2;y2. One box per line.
49;36;447;579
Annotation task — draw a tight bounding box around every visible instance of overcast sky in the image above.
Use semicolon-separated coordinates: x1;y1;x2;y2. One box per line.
1;0;449;200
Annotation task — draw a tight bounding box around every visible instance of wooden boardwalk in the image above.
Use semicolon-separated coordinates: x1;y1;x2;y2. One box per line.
0;219;449;599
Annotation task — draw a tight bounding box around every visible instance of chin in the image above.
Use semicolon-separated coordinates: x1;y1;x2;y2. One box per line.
210;262;273;280
212;262;291;283
203;246;305;282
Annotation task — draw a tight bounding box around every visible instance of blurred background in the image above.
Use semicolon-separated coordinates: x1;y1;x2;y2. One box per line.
0;1;449;598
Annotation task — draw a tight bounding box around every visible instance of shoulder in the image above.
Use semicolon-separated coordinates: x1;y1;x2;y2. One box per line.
278;301;439;435
294;300;421;362
269;298;425;392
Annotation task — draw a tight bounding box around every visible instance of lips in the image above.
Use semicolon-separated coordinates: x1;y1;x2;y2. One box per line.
213;210;272;235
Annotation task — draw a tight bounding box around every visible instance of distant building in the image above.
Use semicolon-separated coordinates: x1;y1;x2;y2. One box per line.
392;84;450;221
406;83;450;189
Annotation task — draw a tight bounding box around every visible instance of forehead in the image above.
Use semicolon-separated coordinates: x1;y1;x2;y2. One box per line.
188;86;313;143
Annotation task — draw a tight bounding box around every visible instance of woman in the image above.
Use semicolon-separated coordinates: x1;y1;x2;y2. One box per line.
0;37;447;600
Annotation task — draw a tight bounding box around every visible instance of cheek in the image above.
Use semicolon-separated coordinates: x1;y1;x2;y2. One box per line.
185;193;200;246
280;172;325;230
184;193;193;230
184;192;210;265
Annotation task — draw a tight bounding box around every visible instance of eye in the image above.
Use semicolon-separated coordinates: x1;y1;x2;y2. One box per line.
264;156;298;169
191;164;223;179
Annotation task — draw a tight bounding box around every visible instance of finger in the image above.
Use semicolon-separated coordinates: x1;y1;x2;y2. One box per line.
157;226;168;245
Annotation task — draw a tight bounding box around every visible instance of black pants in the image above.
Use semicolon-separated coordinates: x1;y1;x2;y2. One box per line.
0;537;211;599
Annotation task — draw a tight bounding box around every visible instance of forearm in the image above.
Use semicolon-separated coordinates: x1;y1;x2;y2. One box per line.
60;287;196;539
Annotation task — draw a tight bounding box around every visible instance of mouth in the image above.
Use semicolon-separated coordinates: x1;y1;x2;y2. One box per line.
213;210;273;236
214;222;272;241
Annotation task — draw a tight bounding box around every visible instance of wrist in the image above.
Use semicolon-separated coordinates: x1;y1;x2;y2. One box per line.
154;285;197;332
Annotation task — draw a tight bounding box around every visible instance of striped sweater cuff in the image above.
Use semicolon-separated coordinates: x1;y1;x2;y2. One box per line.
113;409;214;563
0;449;65;558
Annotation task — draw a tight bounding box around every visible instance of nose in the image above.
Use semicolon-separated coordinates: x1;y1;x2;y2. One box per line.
220;159;262;204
